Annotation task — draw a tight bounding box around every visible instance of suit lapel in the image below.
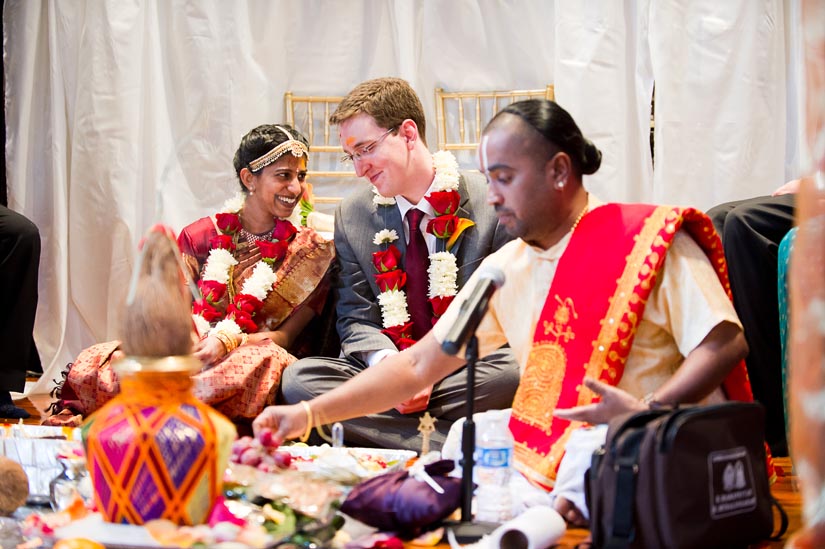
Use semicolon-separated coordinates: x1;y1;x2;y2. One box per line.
367;198;405;256
449;175;473;258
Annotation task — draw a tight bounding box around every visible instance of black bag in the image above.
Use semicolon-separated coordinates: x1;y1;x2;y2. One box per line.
586;402;787;549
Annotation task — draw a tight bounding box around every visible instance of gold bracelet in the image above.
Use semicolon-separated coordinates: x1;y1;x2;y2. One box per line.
217;330;238;353
240;333;249;346
641;392;669;410
299;400;313;443
213;332;230;355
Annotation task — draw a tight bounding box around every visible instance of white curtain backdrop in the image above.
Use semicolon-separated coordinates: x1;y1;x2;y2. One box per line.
3;0;807;395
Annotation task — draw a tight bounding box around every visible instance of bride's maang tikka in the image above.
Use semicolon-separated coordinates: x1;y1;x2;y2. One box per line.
248;125;309;173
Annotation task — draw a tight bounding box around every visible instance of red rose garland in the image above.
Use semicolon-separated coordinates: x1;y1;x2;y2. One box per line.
192;199;297;339
371;151;475;349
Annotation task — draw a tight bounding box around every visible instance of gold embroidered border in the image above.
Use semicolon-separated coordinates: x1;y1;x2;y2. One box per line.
514;440;556;488
581;207;673;397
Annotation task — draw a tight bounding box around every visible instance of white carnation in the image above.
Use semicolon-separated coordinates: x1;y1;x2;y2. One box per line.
428;252;458;298
209;318;242;337
242;262;278;301
372;186;397;206
221;192;246;213
192;314;211;337
202;248;238;284
373;229;400;245
378;289;411;327
431;151;460;192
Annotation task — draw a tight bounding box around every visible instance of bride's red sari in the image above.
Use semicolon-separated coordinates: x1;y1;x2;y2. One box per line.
54;216;334;423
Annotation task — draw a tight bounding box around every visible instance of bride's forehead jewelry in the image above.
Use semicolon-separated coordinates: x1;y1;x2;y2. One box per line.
248;125;309;173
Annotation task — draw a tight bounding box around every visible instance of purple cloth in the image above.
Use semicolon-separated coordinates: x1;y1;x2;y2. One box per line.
340;460;461;535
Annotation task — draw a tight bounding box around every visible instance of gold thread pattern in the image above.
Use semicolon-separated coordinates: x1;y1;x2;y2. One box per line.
512;342;567;430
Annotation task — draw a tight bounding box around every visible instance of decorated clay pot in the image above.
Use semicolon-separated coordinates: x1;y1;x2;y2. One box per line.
82;355;235;525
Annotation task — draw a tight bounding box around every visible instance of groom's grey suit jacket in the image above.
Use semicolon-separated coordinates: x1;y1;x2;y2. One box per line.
332;171;513;362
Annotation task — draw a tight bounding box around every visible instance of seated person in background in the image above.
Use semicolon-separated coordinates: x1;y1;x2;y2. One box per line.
707;180;797;457
0;205;41;419
255;99;756;524
280;77;520;452
53;124;335;425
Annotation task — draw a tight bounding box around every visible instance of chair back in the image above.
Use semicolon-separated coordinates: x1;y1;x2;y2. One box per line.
434;85;555;154
284;92;362;207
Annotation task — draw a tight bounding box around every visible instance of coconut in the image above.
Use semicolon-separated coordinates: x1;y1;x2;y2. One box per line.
0;457;29;515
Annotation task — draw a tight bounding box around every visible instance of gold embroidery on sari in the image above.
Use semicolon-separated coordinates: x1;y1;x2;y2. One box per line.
513;343;567;430
514;440;557;488
514;294;580;430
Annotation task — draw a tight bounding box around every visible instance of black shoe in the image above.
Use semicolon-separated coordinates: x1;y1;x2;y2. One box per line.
0;403;30;419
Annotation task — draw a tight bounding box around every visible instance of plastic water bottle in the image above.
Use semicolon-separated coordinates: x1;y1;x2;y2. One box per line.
474;409;514;523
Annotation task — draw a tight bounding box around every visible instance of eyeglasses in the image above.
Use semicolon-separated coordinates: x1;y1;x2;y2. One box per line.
341;127;397;164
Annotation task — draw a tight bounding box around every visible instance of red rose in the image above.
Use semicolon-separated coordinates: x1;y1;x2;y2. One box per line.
271;219;297;242
372;244;401;273
381;321;414;343
233;293;264;315
425;191;460;216
395;337;417;350
257;239;289;263
374;537;404;549
198;280;227;304
215;213;242;235
193;299;222;321
430;295;455;317
427;215;458;239
375;270;407;292
227;305;258;333
209;234;235;251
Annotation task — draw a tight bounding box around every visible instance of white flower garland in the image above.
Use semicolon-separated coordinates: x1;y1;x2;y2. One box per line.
374;151;462;333
427;252;458;298
431;150;460;192
373;229;399;246
377;289;411;328
193;192;281;337
372;186;397;206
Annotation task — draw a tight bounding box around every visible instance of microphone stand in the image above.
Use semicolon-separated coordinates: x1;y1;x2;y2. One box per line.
447;334;498;543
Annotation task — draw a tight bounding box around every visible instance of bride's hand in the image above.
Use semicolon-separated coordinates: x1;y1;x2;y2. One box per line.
193;336;226;368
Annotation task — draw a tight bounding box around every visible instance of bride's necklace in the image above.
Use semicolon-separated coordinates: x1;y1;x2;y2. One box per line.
239;227;273;245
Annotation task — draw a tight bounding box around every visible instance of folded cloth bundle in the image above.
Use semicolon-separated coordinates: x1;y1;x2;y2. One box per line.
340;459;461;536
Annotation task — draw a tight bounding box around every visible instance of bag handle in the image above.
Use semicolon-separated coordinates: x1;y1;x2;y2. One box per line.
768;495;789;541
604;428;647;549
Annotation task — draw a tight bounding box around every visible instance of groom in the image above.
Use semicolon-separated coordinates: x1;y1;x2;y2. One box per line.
281;77;520;452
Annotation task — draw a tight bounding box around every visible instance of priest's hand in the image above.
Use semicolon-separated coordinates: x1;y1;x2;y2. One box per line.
253;403;307;446
552;377;647;425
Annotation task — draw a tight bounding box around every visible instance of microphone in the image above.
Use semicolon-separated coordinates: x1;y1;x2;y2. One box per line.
441;266;505;356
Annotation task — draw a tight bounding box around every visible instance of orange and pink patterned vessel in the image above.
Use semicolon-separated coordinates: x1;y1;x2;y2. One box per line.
81;355;236;525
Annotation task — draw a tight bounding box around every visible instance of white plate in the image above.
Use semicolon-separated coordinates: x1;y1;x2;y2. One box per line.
281;445;416;483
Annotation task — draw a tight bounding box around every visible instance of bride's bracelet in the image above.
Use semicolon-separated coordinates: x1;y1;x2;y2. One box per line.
214;330;237;355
